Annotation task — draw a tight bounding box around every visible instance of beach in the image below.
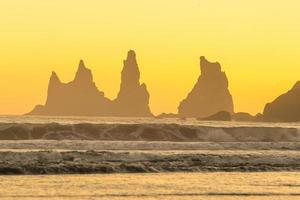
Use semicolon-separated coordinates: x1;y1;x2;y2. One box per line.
1;172;300;200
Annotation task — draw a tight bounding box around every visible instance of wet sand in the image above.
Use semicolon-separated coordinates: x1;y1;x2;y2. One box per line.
1;172;300;200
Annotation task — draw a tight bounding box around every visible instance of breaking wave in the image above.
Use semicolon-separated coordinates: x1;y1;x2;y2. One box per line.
0;122;299;142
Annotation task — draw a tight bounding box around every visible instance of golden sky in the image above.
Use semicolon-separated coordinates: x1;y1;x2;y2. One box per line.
0;0;300;115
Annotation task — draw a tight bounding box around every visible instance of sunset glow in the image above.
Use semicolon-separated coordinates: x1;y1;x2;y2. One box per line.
1;0;300;115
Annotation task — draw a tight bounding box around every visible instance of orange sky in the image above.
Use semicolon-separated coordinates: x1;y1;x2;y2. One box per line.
0;0;300;115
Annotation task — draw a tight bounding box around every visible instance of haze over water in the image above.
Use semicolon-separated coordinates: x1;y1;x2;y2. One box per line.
2;1;300;116
1;115;300;128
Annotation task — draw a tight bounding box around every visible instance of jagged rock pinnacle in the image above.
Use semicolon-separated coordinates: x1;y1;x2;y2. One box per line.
78;60;86;70
178;56;234;118
26;50;152;117
74;60;94;84
200;56;221;75
50;71;60;82
120;50;140;89
113;50;153;117
27;60;110;116
127;50;136;60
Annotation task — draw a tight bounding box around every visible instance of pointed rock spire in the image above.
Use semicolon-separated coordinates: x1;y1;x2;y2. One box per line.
78;59;86;71
178;56;234;118
127;50;137;61
49;71;61;84
120;50;140;89
26;51;152;117
74;59;93;84
27;60;111;116
200;56;222;75
48;71;62;94
113;50;153;117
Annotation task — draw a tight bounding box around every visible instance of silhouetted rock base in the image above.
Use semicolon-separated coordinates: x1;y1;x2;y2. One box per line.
198;111;231;121
156;113;179;119
0;150;299;175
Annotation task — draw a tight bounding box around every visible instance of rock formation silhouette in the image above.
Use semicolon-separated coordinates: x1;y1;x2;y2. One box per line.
156;113;178;119
198;111;232;121
112;50;153;117
28;60;111;116
263;81;300;122
27;50;153;117
178;56;234;118
232;112;255;122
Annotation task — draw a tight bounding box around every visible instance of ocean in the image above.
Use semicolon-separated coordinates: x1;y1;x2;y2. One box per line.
1;115;300;127
0;115;299;199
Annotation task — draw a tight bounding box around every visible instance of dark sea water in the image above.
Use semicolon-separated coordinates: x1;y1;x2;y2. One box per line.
1;115;300;128
0;173;300;200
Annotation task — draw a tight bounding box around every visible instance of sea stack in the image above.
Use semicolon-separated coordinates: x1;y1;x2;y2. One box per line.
178;56;234;118
27;60;111;116
112;50;153;117
263;81;300;122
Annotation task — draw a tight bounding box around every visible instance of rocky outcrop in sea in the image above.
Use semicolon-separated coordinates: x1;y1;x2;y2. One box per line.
178;56;234;118
263;81;300;122
27;50;153;117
